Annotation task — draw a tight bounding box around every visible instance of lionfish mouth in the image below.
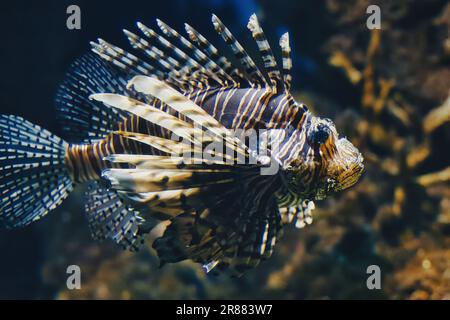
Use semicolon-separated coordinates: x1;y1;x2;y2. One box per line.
331;137;364;191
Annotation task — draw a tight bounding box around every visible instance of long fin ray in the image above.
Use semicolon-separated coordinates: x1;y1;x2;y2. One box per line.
85;181;145;251
89;93;199;145
137;22;212;89
184;23;245;84
156;19;234;86
0;115;73;228
247;14;284;92
211;14;270;88
55;54;129;143
103;168;236;193
279;32;293;92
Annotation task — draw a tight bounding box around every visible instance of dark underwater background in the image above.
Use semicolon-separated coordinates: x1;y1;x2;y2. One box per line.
0;0;449;299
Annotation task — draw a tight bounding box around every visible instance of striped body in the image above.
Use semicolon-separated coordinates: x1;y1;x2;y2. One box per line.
65;86;312;207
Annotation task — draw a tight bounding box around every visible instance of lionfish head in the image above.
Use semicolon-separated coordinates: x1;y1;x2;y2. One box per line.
286;115;364;200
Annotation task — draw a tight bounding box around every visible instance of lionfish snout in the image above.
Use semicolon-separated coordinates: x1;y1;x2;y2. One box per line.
329;137;364;192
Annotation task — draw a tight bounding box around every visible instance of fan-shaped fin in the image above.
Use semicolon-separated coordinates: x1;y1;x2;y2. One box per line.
152;176;282;276
55;54;129;143
0;115;73;228
89;13;296;95
85;181;145;251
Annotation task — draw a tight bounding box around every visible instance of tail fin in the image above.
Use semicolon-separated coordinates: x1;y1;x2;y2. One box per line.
0;115;73;228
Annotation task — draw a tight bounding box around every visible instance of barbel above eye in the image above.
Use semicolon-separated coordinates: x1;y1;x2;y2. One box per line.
310;123;330;145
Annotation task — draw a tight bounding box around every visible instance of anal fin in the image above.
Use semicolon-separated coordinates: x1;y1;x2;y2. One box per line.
84;181;145;251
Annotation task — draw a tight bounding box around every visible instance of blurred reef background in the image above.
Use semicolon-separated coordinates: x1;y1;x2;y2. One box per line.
0;0;449;299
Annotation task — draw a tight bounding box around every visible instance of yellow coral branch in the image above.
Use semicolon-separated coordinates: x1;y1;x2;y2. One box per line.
416;166;450;187
423;94;450;134
329;51;362;84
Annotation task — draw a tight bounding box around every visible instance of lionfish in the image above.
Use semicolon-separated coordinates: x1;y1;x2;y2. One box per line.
0;14;363;276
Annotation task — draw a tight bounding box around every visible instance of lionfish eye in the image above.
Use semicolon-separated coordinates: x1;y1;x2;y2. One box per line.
310;124;330;145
